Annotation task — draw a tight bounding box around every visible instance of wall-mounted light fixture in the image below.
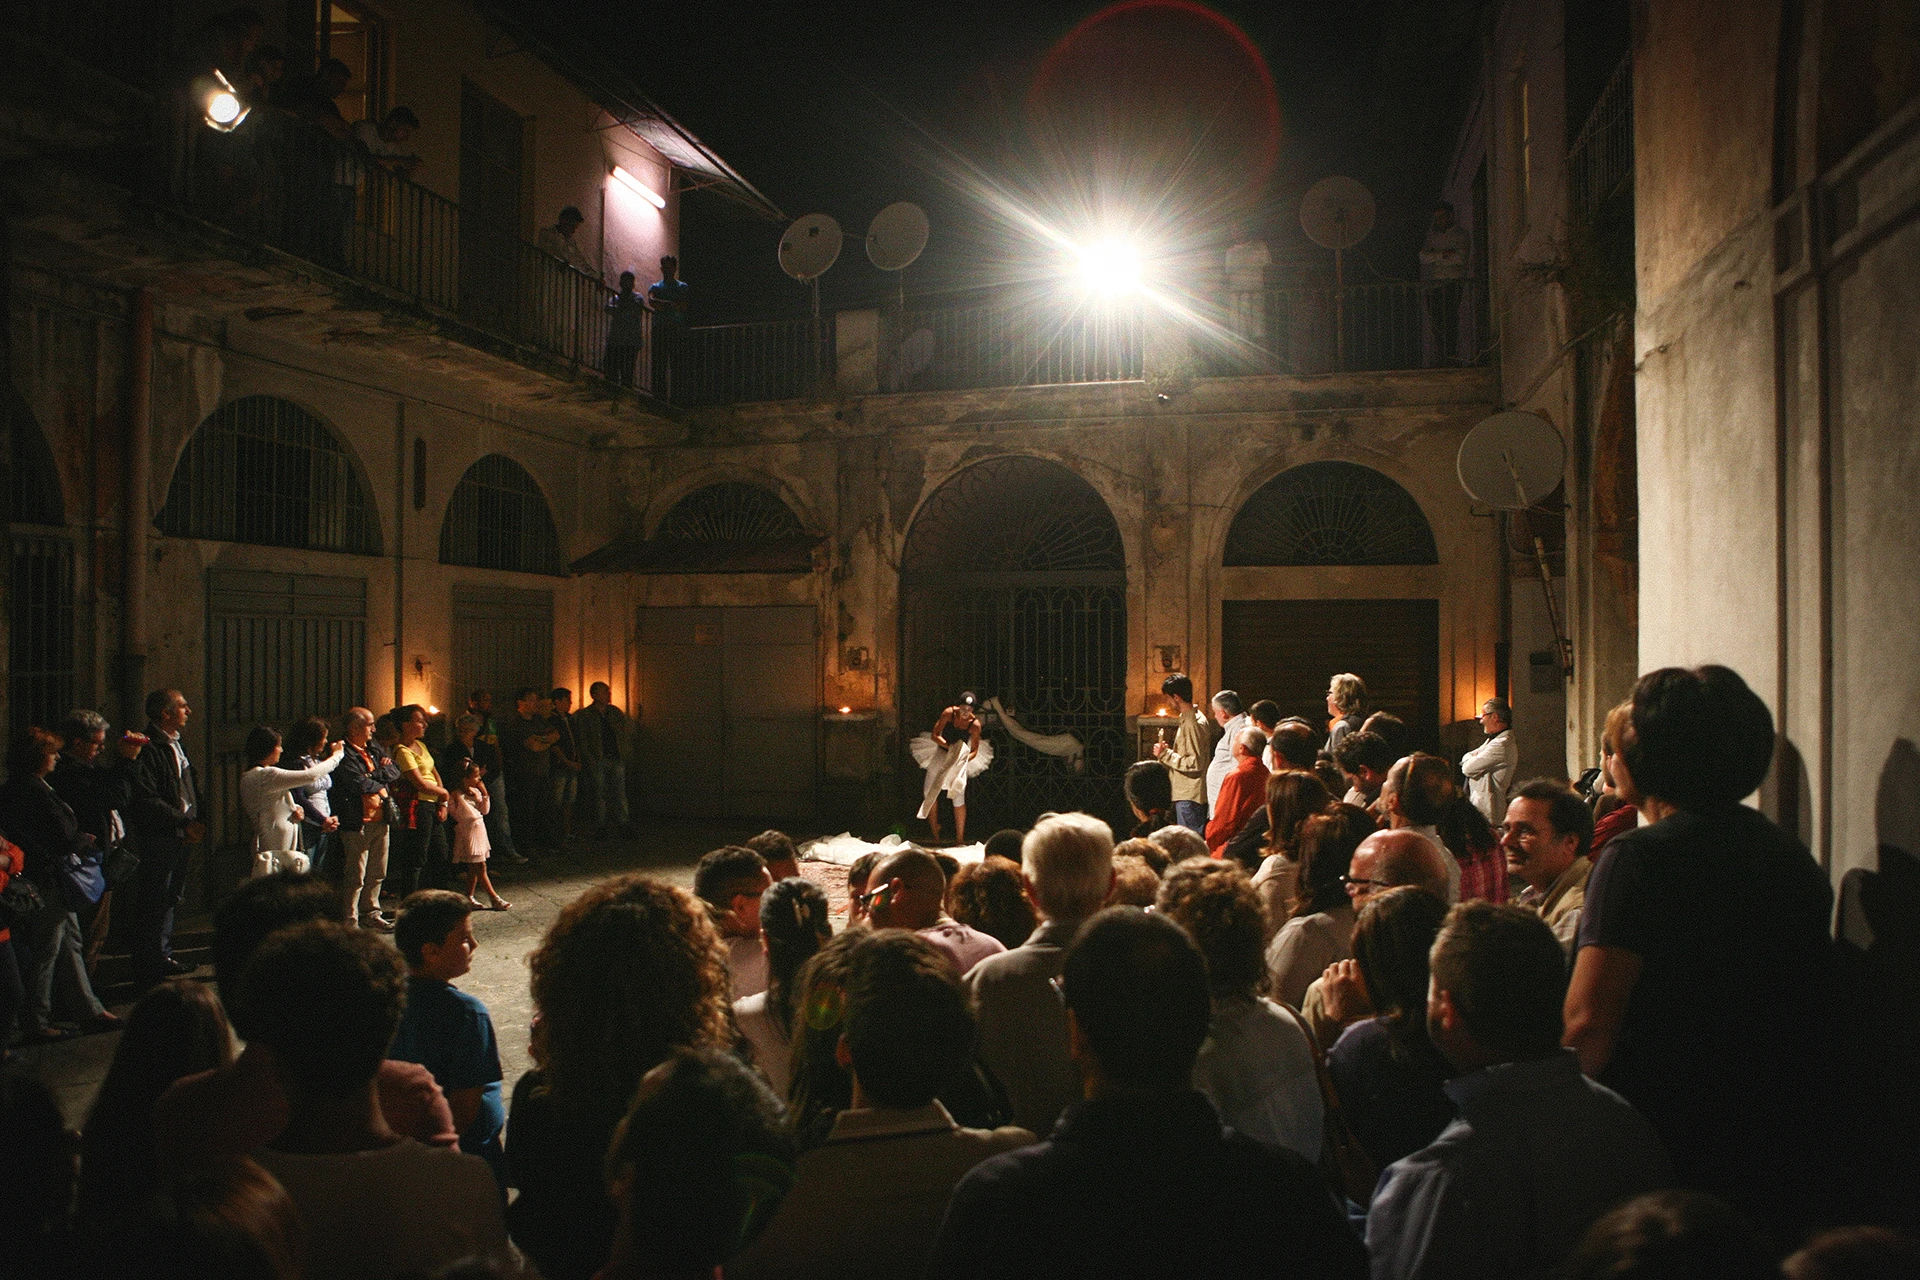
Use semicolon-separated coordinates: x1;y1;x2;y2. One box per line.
611;165;666;210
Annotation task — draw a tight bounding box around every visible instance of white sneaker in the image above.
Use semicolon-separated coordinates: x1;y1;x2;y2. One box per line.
361;913;396;932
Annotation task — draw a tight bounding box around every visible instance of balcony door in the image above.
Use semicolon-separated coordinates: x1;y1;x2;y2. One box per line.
459;81;524;336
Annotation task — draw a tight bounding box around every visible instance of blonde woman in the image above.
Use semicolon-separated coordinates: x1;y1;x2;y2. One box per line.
1325;673;1368;751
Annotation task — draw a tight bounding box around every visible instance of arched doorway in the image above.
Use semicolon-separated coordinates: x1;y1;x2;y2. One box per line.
1220;461;1442;748
900;455;1128;831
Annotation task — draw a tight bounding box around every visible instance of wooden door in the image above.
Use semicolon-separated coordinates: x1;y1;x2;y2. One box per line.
1221;599;1440;751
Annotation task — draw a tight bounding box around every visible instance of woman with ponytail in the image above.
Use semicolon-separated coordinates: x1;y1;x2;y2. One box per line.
734;877;833;1097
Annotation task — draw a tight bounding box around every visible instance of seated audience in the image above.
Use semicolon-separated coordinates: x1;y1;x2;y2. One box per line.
1333;729;1396;809
1784;1226;1920;1280
982;828;1026;864
1590;698;1640;852
3;1069;78;1277
1563;1190;1779;1280
1156;860;1322;1159
744;829;802;882
596;1048;795;1280
1146;822;1208;870
1438;778;1506;903
845;849;881;927
1503;778;1594;949
1108;852;1162;906
241;922;510;1280
1361;710;1410;761
731;931;1033;1279
94;1157;304;1280
155;872;457;1170
1270;715;1321;773
946;854;1037;950
508;873;733;1280
787;929;866;1143
1297;828;1451;1048
388;891;506;1181
1565;666;1836;1229
1205;728;1270;856
968;812;1115;1136
1123;759;1174;838
1367;903;1671;1278
1323;886;1455;1172
1381;753;1464;901
1249;770;1336;928
80;980;234;1223
1266;804;1372;1008
866;846;1006;974
694;844;773;997
930;908;1367;1279
735;877;833;1098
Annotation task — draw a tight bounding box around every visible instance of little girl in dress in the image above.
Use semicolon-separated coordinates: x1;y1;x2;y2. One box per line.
448;759;509;910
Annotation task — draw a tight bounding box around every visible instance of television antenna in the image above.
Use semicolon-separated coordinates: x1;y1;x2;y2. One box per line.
1458;410;1573;680
1300;176;1375;368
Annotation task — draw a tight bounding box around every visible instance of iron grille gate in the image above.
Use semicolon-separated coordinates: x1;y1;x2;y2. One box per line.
9;533;76;743
205;571;367;900
451;586;554;708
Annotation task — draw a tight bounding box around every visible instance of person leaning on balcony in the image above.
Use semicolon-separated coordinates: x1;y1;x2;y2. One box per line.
539;206;600;279
353;106;423;179
605;273;647;387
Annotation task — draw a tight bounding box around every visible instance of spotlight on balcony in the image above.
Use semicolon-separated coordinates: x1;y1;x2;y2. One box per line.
1076;238;1144;296
611;165;667;210
199;70;250;133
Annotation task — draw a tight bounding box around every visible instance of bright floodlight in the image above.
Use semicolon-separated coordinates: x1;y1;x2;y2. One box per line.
200;71;249;132
1077;239;1143;295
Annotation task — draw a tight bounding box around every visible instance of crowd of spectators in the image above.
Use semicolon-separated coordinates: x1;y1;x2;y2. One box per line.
1;661;1915;1278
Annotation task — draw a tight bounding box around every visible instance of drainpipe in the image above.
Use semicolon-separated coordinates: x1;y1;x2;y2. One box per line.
393;400;406;710
118;287;153;728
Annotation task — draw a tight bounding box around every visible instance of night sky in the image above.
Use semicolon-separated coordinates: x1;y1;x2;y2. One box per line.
543;0;1483;321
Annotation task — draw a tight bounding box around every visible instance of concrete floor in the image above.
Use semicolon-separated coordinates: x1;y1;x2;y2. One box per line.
10;820;849;1129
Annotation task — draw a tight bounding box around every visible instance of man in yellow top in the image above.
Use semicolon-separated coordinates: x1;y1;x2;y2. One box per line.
1150;673;1214;835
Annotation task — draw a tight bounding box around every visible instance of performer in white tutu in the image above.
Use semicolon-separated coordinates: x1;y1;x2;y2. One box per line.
909;690;994;844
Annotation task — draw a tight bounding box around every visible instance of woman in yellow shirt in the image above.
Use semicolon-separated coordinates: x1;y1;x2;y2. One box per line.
390;704;450;895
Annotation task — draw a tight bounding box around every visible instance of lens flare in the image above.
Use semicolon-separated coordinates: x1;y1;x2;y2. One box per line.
1077;239;1144;295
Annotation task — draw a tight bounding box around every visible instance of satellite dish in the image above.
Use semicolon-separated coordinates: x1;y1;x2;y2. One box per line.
779;213;843;281
866;201;930;272
1457;411;1565;509
1299;176;1376;251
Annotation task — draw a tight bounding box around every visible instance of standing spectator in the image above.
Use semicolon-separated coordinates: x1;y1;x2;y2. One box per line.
1419;201;1471;363
1248;699;1282;769
0;834;25;1055
351;105;422;178
129;689;203;986
1461;696;1519;824
283;58;357;265
729;930;1035;1280
865;846;1006;975
946;855;1037;951
1322;887;1455;1173
734;877;833;1097
446;759;508;911
500;687;560;856
79;980;233;1223
1249;769;1336;924
930;908;1368;1279
647;255;691;399
286;716;341;877
1332;728;1395;809
1156;860;1323;1160
1565;665;1835;1228
1122;759;1173;838
237;726;343;876
0;729;117;1039
49;708;140;974
1205;727;1270;857
1150;674;1213;833
389;891;507;1184
1503;778;1594;950
389;704;451;896
443;712;526;868
335;707;401;930
695;845;774;998
1439;778;1507;903
547;688;583;845
1266;804;1372;1008
1204;691;1248;814
1366;904;1671;1279
1382;753;1463;901
1361;709;1411;761
242;922;511;1280
596;1049;796;1280
1590;698;1639;852
1326;673;1368;751
538;206;599;277
508;874;733;1280
467;690;520;864
572;681;631;837
605;271;647;387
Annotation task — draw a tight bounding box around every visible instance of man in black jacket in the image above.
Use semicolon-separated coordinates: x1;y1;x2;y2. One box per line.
335;706;403;929
49;708;140;973
129;689;204;984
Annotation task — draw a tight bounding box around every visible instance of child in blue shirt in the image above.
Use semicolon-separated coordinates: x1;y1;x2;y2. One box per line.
390;890;506;1186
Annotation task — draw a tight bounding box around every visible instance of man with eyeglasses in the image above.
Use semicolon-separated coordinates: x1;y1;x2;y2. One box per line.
1301;829;1453;1050
1501;779;1595;951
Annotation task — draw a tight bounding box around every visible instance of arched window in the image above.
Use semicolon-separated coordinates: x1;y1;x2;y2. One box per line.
903;455;1125;576
656;482;806;541
11;404;64;526
440;454;565;576
1224;461;1438;567
158;396;381;554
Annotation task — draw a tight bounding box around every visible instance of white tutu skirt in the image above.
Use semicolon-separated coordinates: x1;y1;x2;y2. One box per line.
910;733;994;817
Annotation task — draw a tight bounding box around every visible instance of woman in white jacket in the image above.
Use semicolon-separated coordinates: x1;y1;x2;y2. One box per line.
238;725;345;876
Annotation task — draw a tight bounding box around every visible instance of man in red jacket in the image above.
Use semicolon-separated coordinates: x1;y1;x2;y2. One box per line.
1205;728;1270;855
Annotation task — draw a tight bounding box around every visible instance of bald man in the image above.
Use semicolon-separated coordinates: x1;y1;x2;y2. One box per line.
866;847;1006;976
1381;754;1462;903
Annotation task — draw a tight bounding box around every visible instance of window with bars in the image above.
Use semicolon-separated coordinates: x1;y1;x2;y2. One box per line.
902;455;1126;576
1224;461;1438;567
9;407;74;739
158;396;381;555
439;454;566;575
655;483;805;541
